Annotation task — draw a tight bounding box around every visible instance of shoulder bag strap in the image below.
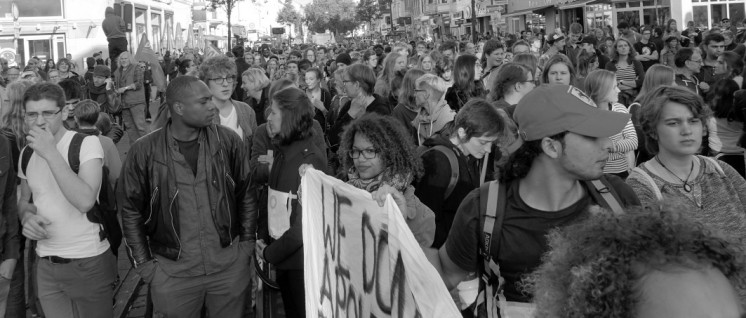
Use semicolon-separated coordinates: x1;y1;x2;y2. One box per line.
68;133;86;174
588;178;625;215
635;163;662;200
700;155;725;176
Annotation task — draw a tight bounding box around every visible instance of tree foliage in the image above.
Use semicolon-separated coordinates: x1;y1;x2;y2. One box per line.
277;0;303;35
303;0;359;35
210;0;243;48
356;0;378;23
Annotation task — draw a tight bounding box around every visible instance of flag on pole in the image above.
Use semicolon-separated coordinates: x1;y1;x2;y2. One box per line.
204;41;221;59
135;34;167;92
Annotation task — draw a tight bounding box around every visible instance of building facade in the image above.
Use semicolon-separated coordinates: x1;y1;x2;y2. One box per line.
389;0;506;40
504;0;745;38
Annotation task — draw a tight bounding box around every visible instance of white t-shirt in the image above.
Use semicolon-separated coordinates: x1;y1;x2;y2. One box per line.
18;130;109;258
219;105;244;139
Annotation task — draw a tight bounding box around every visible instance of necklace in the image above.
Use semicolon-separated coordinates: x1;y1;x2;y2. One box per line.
655;156;695;192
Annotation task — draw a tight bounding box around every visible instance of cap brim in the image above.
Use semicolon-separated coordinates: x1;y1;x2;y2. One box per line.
569;109;630;139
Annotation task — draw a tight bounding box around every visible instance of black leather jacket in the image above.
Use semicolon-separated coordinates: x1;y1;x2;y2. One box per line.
118;122;257;267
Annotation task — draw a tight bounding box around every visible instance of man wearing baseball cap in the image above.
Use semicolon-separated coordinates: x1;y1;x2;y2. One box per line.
579;34;609;69
426;85;640;315
538;33;566;74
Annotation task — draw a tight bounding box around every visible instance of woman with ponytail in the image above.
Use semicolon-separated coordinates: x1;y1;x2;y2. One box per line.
489;63;535;117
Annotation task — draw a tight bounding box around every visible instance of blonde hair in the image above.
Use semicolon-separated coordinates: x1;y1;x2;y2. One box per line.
581;69;616;105
637;64;675;102
415;74;447;99
242;67;270;91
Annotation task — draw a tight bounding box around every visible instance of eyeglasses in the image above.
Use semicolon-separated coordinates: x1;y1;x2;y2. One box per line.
688;59;703;64
208;76;236;84
24;109;61;121
349;148;378;159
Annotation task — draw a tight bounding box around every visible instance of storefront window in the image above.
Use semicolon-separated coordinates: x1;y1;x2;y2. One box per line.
617;11;641;28
712;4;726;27
643;7;669;26
693;5;708;29
729;3;744;27
586;4;612;30
0;0;63;18
152;13;161;52
135;8;147;48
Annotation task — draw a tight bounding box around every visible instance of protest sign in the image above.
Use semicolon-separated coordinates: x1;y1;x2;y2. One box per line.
302;168;460;318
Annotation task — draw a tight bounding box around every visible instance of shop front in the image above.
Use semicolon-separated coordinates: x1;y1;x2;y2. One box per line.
692;0;745;29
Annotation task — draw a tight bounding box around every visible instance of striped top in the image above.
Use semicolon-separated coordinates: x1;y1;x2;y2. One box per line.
615;63;637;84
604;102;638;174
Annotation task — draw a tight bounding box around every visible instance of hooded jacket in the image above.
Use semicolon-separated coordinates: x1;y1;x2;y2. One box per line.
412;98;456;146
102;7;126;39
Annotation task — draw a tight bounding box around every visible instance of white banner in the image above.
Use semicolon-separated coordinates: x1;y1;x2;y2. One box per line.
302;168;460;318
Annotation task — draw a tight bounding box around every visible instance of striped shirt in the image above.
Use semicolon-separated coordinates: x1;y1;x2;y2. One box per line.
615;63;637;84
604;102;638;174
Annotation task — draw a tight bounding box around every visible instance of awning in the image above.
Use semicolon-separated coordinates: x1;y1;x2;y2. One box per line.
503;5;552;18
558;0;594;10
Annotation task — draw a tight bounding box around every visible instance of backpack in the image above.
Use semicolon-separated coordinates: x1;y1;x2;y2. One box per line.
472;177;625;317
418;144;490;201
21;133;122;256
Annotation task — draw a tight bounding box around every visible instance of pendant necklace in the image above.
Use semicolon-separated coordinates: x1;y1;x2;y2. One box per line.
655;156;695;192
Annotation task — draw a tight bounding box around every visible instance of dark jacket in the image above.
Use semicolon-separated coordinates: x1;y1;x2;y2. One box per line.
444;81;485;112
245;85;271;126
0;134;19;262
232;59;251;102
119;123;257;267
102;8;126;39
305;87;332;133
328;94;390;151
262;137;328;270
414;133;493;248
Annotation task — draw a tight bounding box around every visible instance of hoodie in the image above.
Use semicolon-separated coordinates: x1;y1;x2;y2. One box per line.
412;99;456;146
102;7;126;39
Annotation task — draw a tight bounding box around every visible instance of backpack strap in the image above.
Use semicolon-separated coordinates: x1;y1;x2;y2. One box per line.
700;156;725;176
20;146;33;176
425;145;460;200
67;133;86;174
587;178;625;215
475;181;507;317
634;164;662;200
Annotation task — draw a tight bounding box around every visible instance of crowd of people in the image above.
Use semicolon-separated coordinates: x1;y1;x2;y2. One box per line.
1;10;746;318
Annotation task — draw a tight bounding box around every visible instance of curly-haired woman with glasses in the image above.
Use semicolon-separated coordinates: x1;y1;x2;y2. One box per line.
200;55;257;145
337;113;435;247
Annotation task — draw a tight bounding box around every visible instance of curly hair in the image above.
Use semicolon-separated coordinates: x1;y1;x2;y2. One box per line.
338;113;423;181
198;55;237;82
638;85;712;155
609;38;638;62
528;203;746;318
501;131;566;183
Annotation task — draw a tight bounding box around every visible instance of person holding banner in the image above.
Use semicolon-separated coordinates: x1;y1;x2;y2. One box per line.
426;84;640;316
257;87;328;318
336;113;436;247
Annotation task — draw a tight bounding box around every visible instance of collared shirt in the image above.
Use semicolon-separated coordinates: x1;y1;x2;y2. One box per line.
156;130;239;277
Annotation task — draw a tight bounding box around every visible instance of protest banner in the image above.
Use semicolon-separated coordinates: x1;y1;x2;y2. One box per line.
302;168;460;318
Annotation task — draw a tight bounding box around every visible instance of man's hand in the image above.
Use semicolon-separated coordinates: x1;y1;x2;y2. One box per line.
256;239;267;262
0;259;17;280
21;212;50;240
26;126;58;161
699;82;710;92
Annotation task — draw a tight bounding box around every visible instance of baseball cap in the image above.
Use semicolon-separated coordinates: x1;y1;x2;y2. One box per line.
513;85;630;141
579;35;597;46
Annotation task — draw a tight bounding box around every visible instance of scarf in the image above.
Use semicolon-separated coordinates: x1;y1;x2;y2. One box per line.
347;168;413;193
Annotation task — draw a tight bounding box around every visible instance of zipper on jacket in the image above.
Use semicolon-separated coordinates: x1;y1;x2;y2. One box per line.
225;172;233;246
145;187;159;224
169;189;182;259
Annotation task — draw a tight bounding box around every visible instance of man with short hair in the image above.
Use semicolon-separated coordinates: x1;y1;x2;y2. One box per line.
674;47;708;95
102;6;128;74
119;76;256;317
439;41;457;60
699;33;726;87
19;82;115;317
565;23;584;66
634;26;659;71
617;21;640;44
426;84;639;312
